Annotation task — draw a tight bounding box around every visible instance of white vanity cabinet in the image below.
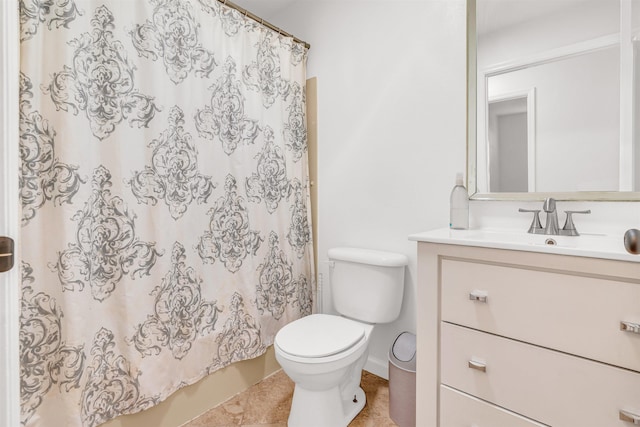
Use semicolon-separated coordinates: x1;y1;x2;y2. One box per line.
415;240;640;427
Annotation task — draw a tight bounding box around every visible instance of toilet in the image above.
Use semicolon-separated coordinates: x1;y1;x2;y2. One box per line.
274;247;408;427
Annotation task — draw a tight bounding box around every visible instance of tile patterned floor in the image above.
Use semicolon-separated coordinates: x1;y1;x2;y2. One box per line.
182;370;398;427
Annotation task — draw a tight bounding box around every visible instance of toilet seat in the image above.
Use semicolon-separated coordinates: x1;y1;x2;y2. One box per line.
275;314;365;358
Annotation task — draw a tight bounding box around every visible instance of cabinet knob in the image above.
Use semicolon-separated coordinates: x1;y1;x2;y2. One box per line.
620;321;640;335
619;409;640;424
469;290;488;303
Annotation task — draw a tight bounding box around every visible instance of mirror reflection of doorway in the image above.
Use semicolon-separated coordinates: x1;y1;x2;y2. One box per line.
487;88;536;192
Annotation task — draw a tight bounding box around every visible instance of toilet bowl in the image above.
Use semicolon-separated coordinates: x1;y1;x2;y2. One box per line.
274;314;374;427
274;247;408;427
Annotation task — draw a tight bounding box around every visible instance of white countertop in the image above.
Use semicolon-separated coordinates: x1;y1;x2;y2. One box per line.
409;227;640;263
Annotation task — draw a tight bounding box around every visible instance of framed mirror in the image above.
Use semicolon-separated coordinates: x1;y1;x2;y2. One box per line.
468;0;640;200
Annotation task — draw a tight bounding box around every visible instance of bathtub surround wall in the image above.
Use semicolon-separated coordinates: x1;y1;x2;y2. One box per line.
103;347;280;427
18;1;313;426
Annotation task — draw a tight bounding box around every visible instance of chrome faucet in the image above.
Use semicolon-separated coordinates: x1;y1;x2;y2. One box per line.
542;197;559;235
519;198;590;236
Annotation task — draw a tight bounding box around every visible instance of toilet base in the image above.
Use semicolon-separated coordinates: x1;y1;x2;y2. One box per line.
287;385;366;427
344;387;366;424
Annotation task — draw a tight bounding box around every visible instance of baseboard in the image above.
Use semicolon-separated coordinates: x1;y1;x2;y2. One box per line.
365;355;389;380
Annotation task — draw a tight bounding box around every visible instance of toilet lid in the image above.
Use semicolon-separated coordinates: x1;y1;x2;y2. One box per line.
276;314;365;358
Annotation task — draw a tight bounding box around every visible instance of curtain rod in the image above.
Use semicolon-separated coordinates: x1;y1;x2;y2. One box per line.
218;0;311;50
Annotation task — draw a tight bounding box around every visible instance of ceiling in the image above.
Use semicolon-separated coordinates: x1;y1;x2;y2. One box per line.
477;0;606;35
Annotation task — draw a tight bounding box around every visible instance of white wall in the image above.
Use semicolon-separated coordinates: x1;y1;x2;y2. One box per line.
269;0;467;377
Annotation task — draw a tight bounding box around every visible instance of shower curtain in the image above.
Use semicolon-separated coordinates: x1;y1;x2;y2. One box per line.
18;1;313;426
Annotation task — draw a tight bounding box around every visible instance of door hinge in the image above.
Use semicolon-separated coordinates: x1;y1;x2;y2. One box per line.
0;236;15;273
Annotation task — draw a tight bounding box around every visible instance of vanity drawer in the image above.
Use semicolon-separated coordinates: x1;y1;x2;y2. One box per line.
441;258;640;371
440;385;546;427
441;323;640;427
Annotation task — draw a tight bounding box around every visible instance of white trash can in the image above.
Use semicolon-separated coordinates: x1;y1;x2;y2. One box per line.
388;332;416;427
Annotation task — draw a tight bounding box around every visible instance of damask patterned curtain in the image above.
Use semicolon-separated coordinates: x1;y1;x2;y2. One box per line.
18;1;313;425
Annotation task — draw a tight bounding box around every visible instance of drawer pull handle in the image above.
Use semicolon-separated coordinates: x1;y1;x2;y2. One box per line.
469;290;488;303
468;360;487;372
621;321;640;335
619;410;640;424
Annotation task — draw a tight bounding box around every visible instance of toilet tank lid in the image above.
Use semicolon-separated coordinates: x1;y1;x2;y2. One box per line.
328;247;408;267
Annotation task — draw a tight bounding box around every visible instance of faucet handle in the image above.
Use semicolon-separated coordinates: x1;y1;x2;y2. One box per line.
519;208;543;234
561;210;591;236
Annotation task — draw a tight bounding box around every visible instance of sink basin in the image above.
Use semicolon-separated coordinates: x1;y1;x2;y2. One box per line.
409;228;639;262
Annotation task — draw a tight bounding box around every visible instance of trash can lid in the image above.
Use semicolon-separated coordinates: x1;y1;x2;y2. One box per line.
392;332;415;361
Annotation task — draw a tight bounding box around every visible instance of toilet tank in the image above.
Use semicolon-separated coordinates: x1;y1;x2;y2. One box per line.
328;247;408;324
